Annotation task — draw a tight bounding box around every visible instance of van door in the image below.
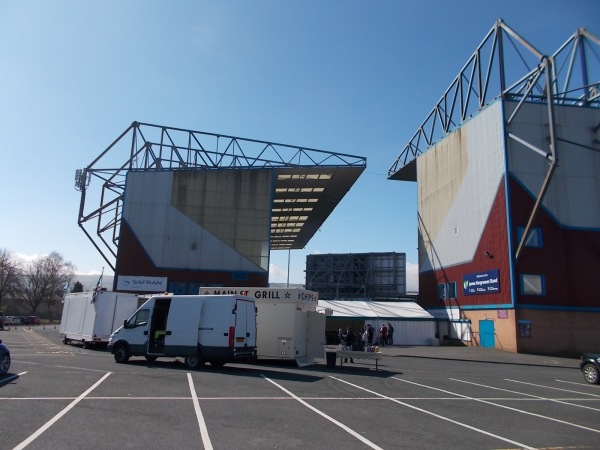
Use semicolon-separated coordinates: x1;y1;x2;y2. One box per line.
235;298;256;348
123;307;152;355
163;297;203;353
147;297;172;355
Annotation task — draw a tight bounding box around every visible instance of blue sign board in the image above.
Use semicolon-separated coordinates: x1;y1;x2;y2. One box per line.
463;269;500;295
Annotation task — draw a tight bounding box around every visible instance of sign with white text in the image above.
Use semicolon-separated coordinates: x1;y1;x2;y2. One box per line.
117;275;168;292
463;269;500;295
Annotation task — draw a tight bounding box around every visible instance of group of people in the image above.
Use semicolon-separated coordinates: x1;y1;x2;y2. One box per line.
377;322;395;347
338;322;395;356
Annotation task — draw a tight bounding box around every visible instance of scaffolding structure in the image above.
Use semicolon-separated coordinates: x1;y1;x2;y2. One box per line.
305;252;406;300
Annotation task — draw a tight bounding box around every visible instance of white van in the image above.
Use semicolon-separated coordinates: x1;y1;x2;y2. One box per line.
108;294;257;369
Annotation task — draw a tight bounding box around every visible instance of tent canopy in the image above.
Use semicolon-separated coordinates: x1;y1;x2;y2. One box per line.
317;300;433;320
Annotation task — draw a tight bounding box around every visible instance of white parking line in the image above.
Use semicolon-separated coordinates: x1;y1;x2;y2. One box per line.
262;374;384;450
0;371;27;384
402;377;600;435
187;373;213;450
452;378;600;414
335;376;535;449
556;379;598;387
12;372;112;450
506;379;600;398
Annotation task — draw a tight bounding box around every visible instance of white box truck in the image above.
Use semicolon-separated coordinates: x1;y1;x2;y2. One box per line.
200;287;325;366
107;294;257;369
60;291;139;347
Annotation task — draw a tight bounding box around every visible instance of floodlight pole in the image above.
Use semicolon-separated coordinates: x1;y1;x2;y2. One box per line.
287;249;290;288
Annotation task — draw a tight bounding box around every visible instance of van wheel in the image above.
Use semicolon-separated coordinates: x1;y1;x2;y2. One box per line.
145;355;158;362
184;355;205;369
114;345;130;364
210;360;226;368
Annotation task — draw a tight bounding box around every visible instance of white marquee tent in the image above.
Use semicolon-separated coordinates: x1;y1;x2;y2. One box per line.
318;300;437;346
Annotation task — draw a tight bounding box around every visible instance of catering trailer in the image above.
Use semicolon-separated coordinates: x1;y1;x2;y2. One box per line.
200;287;325;366
60;291;139;347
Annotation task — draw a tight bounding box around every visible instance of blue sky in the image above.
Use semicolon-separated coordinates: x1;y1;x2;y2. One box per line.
0;1;596;291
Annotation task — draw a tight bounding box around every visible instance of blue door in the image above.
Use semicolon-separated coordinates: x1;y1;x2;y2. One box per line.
479;320;495;348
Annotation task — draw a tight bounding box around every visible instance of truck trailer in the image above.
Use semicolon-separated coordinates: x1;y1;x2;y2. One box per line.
60;291;139;347
108;294;257;369
200;287;325;366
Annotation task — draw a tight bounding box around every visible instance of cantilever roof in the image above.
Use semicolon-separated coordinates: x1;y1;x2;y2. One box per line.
77;122;366;269
271;166;364;249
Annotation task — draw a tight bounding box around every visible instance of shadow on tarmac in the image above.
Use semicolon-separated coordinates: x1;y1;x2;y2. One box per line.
120;357;401;381
0;373;21;388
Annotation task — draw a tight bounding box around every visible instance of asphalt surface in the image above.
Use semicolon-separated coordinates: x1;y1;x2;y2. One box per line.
1;325;598;450
341;344;579;369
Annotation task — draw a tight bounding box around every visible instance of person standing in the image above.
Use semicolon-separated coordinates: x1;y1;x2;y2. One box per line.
344;327;355;363
379;323;388;347
362;326;369;348
367;324;374;345
387;322;394;346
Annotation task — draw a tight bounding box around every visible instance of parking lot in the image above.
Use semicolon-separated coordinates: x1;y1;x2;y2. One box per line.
1;326;598;449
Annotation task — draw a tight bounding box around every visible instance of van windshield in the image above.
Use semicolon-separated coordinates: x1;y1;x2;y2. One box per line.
130;309;150;327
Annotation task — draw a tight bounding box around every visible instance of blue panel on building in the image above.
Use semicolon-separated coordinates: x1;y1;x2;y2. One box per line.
463;269;500;296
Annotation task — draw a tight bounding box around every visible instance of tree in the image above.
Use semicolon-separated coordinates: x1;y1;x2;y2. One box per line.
0;249;22;313
20;252;75;316
71;281;84;293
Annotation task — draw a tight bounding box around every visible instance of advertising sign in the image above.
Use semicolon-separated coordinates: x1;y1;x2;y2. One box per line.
463;269;500;296
117;275;168;292
200;287;319;304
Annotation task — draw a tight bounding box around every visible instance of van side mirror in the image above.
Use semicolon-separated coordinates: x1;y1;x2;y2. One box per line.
123;320;129;329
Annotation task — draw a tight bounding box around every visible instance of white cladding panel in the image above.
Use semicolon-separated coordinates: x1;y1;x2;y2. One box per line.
506;102;600;228
418;101;506;272
123;171;269;272
363;319;436;346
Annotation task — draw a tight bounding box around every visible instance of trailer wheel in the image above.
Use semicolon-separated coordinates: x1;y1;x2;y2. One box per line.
210;360;226;368
184;355;205;369
62;336;69;345
114;344;130;364
145;355;158;362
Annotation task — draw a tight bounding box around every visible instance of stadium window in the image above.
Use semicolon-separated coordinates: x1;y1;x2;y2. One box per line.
448;281;457;299
437;283;446;301
517;226;542;248
520;274;546;296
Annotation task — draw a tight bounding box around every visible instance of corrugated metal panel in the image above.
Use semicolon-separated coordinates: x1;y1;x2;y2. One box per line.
507;102;600;228
362;319;436;346
418;102;506;272
123;170;270;272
